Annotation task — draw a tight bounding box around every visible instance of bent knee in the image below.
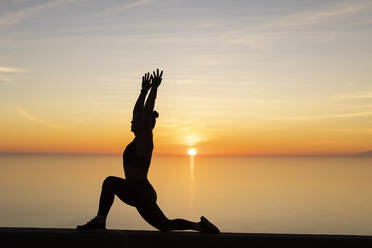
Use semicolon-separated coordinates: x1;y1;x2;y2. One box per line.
102;176;118;190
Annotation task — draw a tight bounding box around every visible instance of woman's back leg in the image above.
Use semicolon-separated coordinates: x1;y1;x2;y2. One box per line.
136;204;201;232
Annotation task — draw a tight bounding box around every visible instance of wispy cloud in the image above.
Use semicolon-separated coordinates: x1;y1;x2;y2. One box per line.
0;66;25;82
98;0;154;17
258;0;372;30
0;66;26;73
0;0;84;28
18;108;59;128
12;0;33;3
281;111;372;120
74;112;102;124
336;93;372;99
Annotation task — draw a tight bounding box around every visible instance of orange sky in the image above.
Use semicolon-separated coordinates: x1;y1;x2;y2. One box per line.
1;0;372;156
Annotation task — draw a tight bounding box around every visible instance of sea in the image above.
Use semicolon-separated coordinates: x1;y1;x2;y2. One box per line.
1;154;371;235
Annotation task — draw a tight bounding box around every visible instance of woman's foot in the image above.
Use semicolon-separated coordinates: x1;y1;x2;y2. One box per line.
76;217;106;230
200;216;220;234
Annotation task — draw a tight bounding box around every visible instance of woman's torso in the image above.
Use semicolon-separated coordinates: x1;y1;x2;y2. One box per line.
123;139;152;180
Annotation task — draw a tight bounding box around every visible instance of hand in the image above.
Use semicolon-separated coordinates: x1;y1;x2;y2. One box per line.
151;68;163;88
142;72;152;91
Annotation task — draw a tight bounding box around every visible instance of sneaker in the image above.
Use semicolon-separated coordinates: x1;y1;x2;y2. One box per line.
200;216;220;234
76;217;106;230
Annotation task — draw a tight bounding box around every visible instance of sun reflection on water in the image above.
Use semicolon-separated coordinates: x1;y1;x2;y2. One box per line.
189;155;195;214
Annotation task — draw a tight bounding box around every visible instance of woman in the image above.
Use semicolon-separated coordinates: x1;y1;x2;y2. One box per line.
77;69;219;233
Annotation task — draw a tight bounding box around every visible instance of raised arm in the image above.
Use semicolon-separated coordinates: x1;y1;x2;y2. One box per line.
133;72;151;116
144;69;163;114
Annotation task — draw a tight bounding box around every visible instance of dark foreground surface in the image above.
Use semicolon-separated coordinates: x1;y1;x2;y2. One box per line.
1;227;372;248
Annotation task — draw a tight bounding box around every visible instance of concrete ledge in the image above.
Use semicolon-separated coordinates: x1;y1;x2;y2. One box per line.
1;227;372;247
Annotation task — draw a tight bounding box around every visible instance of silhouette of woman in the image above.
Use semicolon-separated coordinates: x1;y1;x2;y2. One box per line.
77;69;219;233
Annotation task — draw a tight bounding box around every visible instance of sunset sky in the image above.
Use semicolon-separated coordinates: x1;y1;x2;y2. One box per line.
1;0;372;155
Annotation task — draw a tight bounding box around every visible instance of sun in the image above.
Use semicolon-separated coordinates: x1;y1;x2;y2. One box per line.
188;148;197;156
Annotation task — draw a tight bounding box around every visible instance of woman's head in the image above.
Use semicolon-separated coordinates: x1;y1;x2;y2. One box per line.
131;111;159;134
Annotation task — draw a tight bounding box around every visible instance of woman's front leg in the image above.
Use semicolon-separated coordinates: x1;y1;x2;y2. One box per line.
97;176;129;217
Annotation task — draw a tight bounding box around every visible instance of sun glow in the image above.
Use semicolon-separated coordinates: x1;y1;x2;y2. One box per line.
188;148;197;156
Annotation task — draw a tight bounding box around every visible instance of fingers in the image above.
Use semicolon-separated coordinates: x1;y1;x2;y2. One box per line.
143;72;152;81
152;68;163;78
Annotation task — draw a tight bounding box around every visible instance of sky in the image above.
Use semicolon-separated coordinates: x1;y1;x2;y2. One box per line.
1;0;372;155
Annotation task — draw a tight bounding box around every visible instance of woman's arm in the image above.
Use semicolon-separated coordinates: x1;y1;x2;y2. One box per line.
144;69;163;114
135;69;162;157
133;72;151;115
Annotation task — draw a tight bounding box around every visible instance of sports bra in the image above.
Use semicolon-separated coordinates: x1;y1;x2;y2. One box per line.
123;140;150;169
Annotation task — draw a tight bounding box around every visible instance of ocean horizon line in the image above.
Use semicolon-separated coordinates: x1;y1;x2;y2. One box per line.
0;151;371;157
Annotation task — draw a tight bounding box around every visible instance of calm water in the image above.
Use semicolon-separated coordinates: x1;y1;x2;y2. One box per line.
1;154;372;235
